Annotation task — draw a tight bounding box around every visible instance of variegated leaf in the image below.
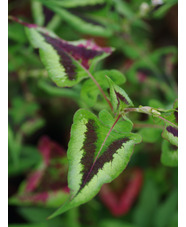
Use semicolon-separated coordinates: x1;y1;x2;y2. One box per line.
24;25;112;87
162;100;178;146
106;76;133;112
49;109;141;218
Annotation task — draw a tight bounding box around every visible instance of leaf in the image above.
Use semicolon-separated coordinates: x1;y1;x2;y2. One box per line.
37;0;106;8
152;0;178;18
133;180;159;227
31;1;45;26
137;117;163;143
98;109;133;133
9;97;40;124
126;46;177;85
161;100;178;146
38;2;112;37
99;168;143;216
154;189;178;227
161;140;178;167
20;118;45;136
9;136;69;207
25;25;112;87
106;76;133;112
49;109;141;218
81;70;126;107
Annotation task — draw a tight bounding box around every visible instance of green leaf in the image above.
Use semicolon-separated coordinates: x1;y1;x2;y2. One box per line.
81;70;126;107
106;76;133;112
49;109;141;218
126;46;177;85
139;127;162;143
37;0;106;8
25;26;112;87
40;2;112;37
20;118;45;136
161;100;178;146
31;1;45;26
99;109;133;133
161;140;178;167
133;180;159;227
9;97;40;124
8;125;22;166
152;0;178;18
154;189;178;227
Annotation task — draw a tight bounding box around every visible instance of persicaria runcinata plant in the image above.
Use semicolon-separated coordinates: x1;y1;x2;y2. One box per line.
9;16;178;219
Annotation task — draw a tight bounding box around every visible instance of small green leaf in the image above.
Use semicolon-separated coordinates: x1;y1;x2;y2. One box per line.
49;109;141;218
81;70;126;107
106;76;133;112
99;109;133;133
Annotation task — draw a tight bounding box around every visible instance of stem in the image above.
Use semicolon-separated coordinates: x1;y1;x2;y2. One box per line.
83;114;121;185
133;123;164;129
83;67;113;111
124;106;178;128
158;116;178;129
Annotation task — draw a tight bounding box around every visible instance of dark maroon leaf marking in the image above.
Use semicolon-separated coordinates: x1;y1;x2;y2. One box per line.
167;126;178;137
41;33;106;76
169;144;178;151
80;120;98;186
41;33;77;80
79;138;129;192
115;91;129;109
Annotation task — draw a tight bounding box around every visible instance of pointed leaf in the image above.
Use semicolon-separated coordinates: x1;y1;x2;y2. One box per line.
39;2;112;37
81;70;126;107
49;109;141;218
98;109;133;133
25;25;112;87
106;76;133;112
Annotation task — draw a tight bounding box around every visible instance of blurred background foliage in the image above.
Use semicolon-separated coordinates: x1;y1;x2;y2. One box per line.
8;0;178;226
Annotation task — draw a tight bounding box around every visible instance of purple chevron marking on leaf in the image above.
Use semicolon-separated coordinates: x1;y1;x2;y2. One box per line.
79;138;129;192
41;33;110;74
115;91;129;105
